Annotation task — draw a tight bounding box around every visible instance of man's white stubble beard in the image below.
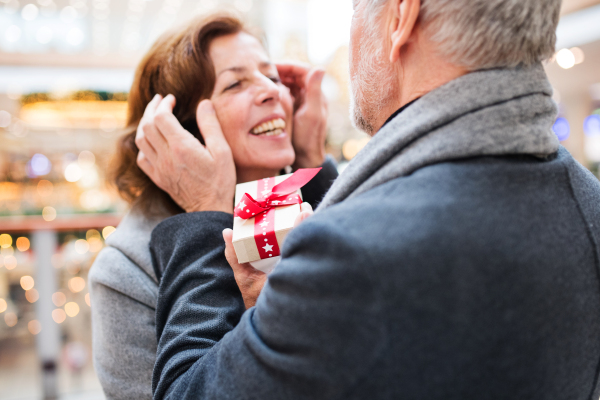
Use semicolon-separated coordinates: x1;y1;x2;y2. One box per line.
349;20;399;136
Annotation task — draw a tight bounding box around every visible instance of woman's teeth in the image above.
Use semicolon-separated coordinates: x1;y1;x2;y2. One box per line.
251;118;286;136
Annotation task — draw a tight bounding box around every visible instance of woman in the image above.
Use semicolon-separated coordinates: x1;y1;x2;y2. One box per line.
88;14;336;400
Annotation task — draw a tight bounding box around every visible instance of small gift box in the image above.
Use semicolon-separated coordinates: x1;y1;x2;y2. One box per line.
232;168;321;273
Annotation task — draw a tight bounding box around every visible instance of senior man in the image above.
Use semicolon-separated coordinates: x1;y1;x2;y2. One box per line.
139;0;600;399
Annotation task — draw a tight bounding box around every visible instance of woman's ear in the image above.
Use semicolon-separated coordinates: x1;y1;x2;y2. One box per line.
389;0;421;63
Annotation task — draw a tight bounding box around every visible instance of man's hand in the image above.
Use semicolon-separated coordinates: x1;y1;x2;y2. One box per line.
277;62;328;170
223;202;314;309
135;94;236;214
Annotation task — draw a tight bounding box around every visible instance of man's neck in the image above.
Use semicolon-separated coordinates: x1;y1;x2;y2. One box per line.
374;57;468;133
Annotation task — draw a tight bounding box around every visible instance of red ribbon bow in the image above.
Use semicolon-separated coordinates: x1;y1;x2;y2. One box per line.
234;168;322;219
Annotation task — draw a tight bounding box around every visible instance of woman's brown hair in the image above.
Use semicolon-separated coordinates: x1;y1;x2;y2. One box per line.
113;14;256;216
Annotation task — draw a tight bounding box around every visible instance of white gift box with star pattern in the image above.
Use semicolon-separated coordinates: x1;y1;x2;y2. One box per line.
232;173;303;273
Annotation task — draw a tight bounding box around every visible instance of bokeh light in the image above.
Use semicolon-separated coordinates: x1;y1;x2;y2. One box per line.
0;234;13;248
342;137;370;160
65;302;80;317
4;255;17;270
102;226;116;240
42;206;57;222
74;239;89;254
37;180;54;197
86;229;101;240
21;4;39;21
16;237;30;252
65;162;83;182
52;309;67;324
584;115;600;136
1;246;14;257
0;298;7;313
52;292;67;307
5;312;17;327
20;276;35;291
28;320;42;335
553;118;570;141
571;47;585;65
25;289;39;303
0;110;11;128
556;49;576;69
88;237;103;253
29;154;52;177
68;277;86;293
85;293;91;307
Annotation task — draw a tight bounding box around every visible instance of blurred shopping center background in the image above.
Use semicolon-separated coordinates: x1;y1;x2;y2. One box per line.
1;0;600;398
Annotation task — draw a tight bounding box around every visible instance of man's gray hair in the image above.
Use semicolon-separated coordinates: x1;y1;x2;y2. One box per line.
368;0;561;70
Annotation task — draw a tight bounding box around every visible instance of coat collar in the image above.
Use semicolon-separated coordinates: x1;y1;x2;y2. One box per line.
318;64;559;210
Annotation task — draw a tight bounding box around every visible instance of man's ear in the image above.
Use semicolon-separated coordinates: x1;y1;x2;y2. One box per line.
389;0;421;63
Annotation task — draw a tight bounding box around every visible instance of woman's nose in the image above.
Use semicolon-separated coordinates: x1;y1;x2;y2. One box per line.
255;76;281;105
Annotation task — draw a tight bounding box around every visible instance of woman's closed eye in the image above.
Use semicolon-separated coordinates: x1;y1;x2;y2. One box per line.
224;81;241;92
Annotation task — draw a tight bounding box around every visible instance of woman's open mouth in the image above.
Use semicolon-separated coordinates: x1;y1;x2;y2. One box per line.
250;118;286;137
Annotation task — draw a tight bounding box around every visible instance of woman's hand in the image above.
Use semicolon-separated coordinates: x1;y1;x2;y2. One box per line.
223;202;314;309
135;94;236;214
277;62;328;170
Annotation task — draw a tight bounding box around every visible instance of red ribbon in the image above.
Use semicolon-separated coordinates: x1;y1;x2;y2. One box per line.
234;168;321;220
234;168;321;261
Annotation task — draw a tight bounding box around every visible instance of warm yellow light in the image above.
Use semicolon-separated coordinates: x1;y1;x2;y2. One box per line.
28;320;42;335
65;302;80;317
74;239;89;254
5;312;17;327
88;237;103;253
342;137;370;161
20;275;34;291
16;237;30;252
25;289;39;303
52;292;67;307
37;180;54;197
0;298;7;313
68;277;86;293
42;206;57;222
0;234;12;248
85;293;91;307
52;309;66;324
86;229;101;240
4;255;17;270
19;100;128;130
102;226;116;240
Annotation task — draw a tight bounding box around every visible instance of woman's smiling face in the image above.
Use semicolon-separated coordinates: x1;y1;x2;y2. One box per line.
209;32;295;183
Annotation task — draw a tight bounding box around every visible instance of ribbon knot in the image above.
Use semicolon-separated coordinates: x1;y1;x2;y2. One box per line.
234;168;321;220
